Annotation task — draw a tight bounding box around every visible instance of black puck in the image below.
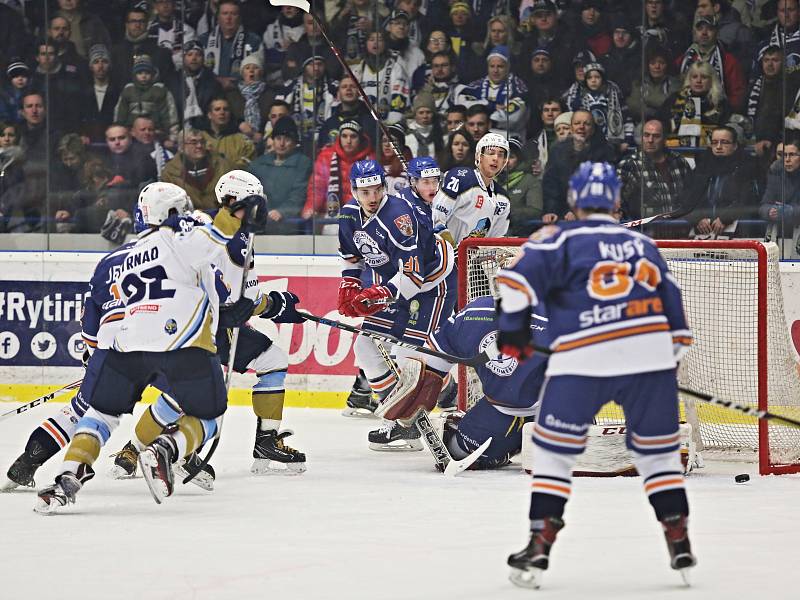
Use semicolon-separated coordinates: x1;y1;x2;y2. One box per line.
735;473;750;483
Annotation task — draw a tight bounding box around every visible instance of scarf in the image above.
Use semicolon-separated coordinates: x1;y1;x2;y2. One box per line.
286;76;326;140
148;15;184;50
152;141;171;177
680;44;725;90
239;80;266;132
183;74;202;123
326;150;341;216
344;14;368;64
183;155;214;189
746;73;764;122
409;122;435;156
670;91;721;147
125;30;149;44
204;25;246;75
578;84;625;143
360;53;397;120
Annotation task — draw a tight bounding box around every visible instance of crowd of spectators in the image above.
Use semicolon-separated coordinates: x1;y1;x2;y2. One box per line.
0;0;799;251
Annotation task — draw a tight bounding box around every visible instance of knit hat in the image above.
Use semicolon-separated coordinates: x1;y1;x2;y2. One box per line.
88;44;111;64
572;49;596;66
450;2;471;15
508;136;523;157
302;54;325;68
386;121;406;141
388;9;410;22
132;54;155;75
554;111;572;129
609;13;632;32
272;115;299;141
184;40;203;54
339;120;362;135
487;45;510;63
584;62;605;77
531;0;557;13
412;91;435;113
241;53;263;70
580;0;603;10
6;59;29;78
531;46;550;58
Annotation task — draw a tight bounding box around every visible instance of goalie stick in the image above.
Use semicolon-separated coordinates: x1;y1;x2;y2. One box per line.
0;379;83;423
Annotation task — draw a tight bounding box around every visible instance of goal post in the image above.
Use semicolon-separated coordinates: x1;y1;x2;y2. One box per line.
456;237;800;475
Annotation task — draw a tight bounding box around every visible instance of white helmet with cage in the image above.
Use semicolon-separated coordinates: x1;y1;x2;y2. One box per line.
475;132;510;169
135;182;193;231
214;169;264;205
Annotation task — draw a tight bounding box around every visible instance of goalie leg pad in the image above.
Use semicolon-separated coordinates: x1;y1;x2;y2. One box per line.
375;359;444;426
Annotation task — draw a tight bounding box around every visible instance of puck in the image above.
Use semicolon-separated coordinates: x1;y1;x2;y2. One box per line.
735;473;750;483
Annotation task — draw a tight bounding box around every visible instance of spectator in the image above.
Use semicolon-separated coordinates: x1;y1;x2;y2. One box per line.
661;60;729;148
601;14;640;98
247;116;312;234
303;120;374;225
638;0;683;59
0;60;30;124
170;39;224;125
263;99;291;145
285;9;341;80
753;45;800;155
114;55;180;146
754;0;800;75
525;97;564;172
262;4;304;84
199;96;255;167
195;0;222;38
130;116;174;177
385;9;425;77
554;112;573;142
628;44;681;124
71;157;119;233
617;119;692;226
445;2;482;82
695;0;754;74
330;0;389;67
350;28;410;125
276;54;336;153
0;122;25;232
473;16;520;63
18;92;54;231
111;5;175;85
682;125;761;237
32;38;86;133
395;0;426;47
542;108;616;222
405;91;443;158
101;123;157;193
411;31;453;92
439;128;475;170
54;0;111;60
80;45;121;144
417;51;463;118
318;75;375;147
200;0;263;90
760;138;800;255
49;132;87;232
379;122;413;196
523;48;561;125
47;15;90;82
226;53;274;145
504;137;542;236
464;104;491;141
518;0;579;90
148;0;198;72
444;104;467;135
575;0;612;57
161;127;234;210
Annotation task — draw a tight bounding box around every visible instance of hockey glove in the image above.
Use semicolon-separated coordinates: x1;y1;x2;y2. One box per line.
229;194;268;230
261;291;305;323
81;349;91;369
497;303;534;361
218;296;255;328
338;276;362;317
352;285;394;317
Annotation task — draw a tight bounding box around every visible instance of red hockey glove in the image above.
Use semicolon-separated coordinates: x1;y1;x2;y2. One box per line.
338;277;362;317
352;285;394;316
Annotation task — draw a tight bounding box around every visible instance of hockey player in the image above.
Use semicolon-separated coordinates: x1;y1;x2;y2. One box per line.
496;162;695;588
111;170;308;477
338;159;456;450
432;132;511;246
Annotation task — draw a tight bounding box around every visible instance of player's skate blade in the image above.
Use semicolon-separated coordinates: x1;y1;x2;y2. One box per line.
368;421;423;452
173;452;215;491
443;437;493;476
33;469;89;515
251;459;307;475
251;428;306;475
138;437;177;504
509;566;544;589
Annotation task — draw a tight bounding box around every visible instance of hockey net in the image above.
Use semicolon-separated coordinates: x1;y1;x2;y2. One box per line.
457;238;800;475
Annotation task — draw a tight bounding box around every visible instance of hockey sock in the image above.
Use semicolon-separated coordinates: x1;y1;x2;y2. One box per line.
367;370;397;396
62;408;120;474
252;370;287;432
633;451;689;520
529;446;579;525
170;415;217;459
353;335;396;388
134;394;183;449
27;394;90;459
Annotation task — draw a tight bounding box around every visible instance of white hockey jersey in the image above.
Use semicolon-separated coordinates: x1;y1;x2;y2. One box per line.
350;53;410;125
432;167;511;245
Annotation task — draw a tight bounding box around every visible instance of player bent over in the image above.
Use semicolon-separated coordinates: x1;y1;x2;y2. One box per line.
338;159;456;449
34;184;262;513
496;163;696;588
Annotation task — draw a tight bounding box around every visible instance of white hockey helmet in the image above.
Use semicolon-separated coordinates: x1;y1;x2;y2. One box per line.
214;169;264;205
475;132;510;166
135;182;193;231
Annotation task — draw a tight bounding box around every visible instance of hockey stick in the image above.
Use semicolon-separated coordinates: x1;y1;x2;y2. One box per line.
678;387;800;430
268;0;409;171
0;379;83;424
182;231;257;484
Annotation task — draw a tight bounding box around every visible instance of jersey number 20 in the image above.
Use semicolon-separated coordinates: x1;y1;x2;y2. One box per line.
587;258;661;300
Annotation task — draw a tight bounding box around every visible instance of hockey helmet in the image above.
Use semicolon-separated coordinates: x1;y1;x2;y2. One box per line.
135;182;193;232
567;161;621;212
350;159;385;189
475;132;510;169
407;156;441;180
214;169;264;205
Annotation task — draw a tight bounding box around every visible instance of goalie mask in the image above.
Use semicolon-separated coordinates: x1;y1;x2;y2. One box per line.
214;169;264;205
407;156;441;204
567;161;621;212
134;183;194;232
350;159;386;216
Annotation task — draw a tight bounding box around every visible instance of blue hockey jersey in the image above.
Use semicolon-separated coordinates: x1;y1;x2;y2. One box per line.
339;193;453;300
397;186;432;226
430;296;548;416
497;215;692;377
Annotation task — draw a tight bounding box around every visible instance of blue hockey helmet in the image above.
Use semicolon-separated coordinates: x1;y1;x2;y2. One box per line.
567;162;621;212
407;156;441;180
350;159;385;189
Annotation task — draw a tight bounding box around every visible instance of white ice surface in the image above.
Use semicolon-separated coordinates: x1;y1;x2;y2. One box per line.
1;405;798;600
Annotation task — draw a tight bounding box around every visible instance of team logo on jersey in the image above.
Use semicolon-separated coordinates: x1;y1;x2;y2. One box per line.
164;319;178;335
393;214;414;237
479;331;518;377
475;195;484;209
456;169;468;177
353;230;389;267
467;217;491;238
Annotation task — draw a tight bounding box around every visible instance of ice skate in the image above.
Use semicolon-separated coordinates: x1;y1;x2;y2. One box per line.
341;370;378;418
109;440;139;479
251;425;307;475
507;517;565;589
173;451;216;491
139;435;177;504
2;440;47;491
368;419;423;452
661;514;696;585
34;465;94;515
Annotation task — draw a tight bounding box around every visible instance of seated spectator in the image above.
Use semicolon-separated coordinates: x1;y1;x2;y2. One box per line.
682;125;761;237
523;48;561;126
627;44;681;124
247;116;312;234
148;0;198;72
47;15;90;82
303;120;373;226
411;31;454;92
226;53;274;146
464;104;491;142
49;133;87;232
385;9;425;77
379;122;413;196
55;0;111;60
170;40;224;126
0;60;30;124
601;14;640;98
101;123;157;208
760;139;800;255
262;4;304;85
112;5;175;85
755;46;800;156
350;28;410;125
71;158;137;240
199;0;263;91
131;116;174;177
554;112;573;142
575;0;612;57
676;14;746;112
32;38;86;133
199;96;255;167
473;15;520;63
695;0;754;75
18;92;55;232
284;9;342;80
114;55;180;147
661;60;729;148
395;0;426;47
330;0;388;67
617;119;692;229
542;108;616;222
82;45;121;144
263;99;291;149
753;0;800;76
444;104;467;136
638;0;684;60
504;137;542;236
161;127;234;210
417;51;464;119
445;2;482;81
319;75;375;147
438;128;475;170
0;122;25;233
405;92;443;158
518;0;580;89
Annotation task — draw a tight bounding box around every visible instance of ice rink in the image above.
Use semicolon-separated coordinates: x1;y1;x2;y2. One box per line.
1;404;798;600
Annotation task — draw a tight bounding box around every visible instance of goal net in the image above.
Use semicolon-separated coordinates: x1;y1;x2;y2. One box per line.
457;238;800;475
